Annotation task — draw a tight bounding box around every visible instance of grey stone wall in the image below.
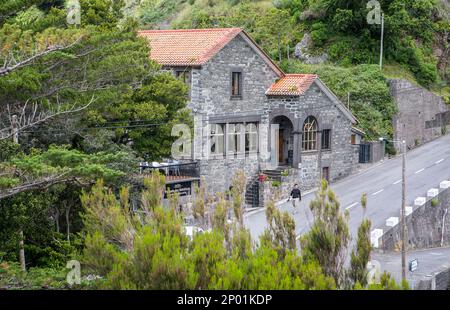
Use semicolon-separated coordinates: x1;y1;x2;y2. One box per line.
185;34;358;195
301;153;319;189
299;85;358;186
190;34;279;194
370;141;385;163
381;185;450;251
390;79;450;152
265;84;357;189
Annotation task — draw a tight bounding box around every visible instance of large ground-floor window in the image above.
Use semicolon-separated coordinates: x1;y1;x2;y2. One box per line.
210;124;225;155
209;122;259;156
245;123;258;153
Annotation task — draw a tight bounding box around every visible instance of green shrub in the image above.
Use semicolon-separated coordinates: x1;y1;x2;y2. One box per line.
0;261;69;289
431;198;439;207
310;22;328;47
271;180;281;187
332;9;353;32
328;39;352;64
385;143;397;156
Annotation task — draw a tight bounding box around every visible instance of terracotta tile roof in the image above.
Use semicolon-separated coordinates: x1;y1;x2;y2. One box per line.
266;74;318;96
137;28;243;66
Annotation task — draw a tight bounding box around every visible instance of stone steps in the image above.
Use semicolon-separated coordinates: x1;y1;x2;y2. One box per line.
245;176;260;207
262;165;289;182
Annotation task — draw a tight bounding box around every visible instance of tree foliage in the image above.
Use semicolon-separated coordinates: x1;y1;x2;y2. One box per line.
144;0;448;90
80;175;336;290
300;179;350;287
0;0;188;272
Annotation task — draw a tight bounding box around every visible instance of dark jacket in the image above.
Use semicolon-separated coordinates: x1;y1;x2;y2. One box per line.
290;188;301;199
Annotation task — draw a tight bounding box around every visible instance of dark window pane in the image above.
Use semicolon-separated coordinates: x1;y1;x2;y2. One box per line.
175;70;191;97
231;72;241;96
322;129;331;150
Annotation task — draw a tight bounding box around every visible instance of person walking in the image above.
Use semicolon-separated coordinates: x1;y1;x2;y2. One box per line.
289;184;301;214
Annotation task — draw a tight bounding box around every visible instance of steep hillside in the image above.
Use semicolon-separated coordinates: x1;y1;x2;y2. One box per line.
131;1;448;95
128;0;449;146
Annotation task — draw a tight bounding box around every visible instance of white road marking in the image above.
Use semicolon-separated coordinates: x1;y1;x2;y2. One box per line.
430;252;442;256
345;202;358;210
414;168;425;174
393;179;402;185
435;159;444;164
372;189;384;196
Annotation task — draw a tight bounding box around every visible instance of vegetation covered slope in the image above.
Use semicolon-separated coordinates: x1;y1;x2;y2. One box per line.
130;0;449;142
133;0;449;94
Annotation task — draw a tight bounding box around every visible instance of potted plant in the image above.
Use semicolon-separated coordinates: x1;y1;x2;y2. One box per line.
258;174;267;182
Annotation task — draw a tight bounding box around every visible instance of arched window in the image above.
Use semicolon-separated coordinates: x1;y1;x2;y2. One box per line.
302;116;317;151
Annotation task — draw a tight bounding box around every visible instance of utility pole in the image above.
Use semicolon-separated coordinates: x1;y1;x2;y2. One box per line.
380;136;407;282
11;115;26;272
401;139;406;283
379;13;384;69
287;43;290;72
347;92;350;110
287;43;290;61
278;32;282;63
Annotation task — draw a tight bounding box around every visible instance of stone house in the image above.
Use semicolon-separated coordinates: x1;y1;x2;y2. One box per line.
138;28;362;205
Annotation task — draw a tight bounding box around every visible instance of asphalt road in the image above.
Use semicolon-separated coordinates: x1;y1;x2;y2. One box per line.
372;246;450;288
244;133;450;242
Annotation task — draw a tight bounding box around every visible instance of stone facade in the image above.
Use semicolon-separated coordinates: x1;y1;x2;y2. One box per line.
167;33;359;197
390;79;450;152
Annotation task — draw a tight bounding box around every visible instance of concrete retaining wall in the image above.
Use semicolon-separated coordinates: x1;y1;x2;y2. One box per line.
370;141;385;163
390;79;450;153
415;266;450;290
378;181;450;251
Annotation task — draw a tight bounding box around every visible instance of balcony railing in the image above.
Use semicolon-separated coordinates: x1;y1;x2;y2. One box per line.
139;161;200;183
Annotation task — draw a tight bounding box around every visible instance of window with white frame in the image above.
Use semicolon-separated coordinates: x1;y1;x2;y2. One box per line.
210;124;225;155
227;123;244;154
245;123;258;153
302;116;318;151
